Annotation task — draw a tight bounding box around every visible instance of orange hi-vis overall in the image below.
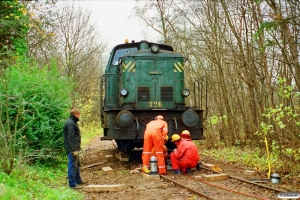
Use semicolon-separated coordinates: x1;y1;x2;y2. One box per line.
151;145;168;164
142;119;168;174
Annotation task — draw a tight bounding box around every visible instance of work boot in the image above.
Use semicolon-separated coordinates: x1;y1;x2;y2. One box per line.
196;162;201;170
77;181;87;185
71;185;82;189
143;166;150;174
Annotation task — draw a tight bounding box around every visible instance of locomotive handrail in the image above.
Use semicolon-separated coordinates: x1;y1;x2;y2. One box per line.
201;76;208;120
100;74;105;121
134;118;139;139
194;80;200;109
194;76;208;120
172;117;178;132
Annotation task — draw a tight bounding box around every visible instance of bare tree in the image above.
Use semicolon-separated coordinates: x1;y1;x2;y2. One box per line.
53;2;107;123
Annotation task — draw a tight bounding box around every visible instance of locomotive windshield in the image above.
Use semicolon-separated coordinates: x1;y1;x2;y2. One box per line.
112;47;137;65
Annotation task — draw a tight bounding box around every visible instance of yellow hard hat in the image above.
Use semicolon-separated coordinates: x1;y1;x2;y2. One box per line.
171;134;181;142
181;130;190;135
165;135;169;140
156;115;164;120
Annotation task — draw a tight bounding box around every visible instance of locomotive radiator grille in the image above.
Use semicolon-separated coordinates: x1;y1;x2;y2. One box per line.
161;87;173;101
138;87;150;101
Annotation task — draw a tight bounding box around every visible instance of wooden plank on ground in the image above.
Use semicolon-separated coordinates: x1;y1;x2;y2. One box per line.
202;173;229;181
83;184;125;192
102;166;114;174
142;173;160;180
81;161;106;170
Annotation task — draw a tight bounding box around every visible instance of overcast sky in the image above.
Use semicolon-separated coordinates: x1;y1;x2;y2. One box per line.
81;0;159;50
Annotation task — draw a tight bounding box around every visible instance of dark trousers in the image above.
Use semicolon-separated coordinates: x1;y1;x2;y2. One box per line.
67;152;82;187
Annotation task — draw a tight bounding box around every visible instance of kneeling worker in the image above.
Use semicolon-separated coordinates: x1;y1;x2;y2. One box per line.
170;134;200;174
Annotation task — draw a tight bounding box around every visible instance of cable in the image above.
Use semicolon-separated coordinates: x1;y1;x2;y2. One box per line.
189;172;211;196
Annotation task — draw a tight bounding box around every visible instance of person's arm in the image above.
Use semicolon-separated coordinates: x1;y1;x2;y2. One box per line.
172;142;186;159
161;121;168;139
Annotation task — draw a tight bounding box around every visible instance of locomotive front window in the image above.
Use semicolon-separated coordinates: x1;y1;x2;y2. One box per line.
112;48;137;65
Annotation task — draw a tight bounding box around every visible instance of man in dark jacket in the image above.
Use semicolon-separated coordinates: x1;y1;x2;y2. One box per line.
63;108;85;189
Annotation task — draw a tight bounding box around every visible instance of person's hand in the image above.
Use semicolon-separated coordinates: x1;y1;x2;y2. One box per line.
72;151;79;157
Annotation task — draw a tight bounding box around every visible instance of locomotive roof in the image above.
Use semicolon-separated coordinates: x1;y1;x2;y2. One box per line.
124;49;184;58
113;40;174;51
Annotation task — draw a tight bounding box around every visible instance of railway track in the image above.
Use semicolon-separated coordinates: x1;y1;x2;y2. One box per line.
159;167;288;200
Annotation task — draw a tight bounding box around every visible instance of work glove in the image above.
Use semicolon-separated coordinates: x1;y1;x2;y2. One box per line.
72;151;79;157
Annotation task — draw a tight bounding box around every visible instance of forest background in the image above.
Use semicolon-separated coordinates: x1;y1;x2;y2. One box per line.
0;0;299;199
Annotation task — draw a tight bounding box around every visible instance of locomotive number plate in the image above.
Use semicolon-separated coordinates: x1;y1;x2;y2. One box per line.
148;101;163;108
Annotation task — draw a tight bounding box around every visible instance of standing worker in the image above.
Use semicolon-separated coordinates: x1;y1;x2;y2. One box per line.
142;115;168;175
151;135;169;166
170;134;200;174
63;108;86;189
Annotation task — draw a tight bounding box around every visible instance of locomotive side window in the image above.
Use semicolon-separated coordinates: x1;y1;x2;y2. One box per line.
112;48;137;65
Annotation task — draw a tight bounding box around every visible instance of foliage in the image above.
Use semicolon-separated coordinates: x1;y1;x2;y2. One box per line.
11;59;73;151
80;121;103;147
0;0;29;60
202;146;300;174
0;125;98;199
0;162;83;200
0;58;74;174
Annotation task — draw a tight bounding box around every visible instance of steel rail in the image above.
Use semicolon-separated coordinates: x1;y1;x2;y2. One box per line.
159;174;216;200
202;167;287;193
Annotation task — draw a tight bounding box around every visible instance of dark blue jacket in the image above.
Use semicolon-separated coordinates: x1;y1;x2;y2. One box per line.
63;114;81;152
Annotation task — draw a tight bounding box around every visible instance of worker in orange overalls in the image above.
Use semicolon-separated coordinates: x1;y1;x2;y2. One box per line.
142;115;168;175
170;134;200;174
151;135;169;167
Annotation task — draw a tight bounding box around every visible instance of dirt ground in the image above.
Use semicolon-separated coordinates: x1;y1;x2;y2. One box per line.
78;136;299;200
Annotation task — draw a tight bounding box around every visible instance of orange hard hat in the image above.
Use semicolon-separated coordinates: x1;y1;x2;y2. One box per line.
156;115;164;120
171;134;181;142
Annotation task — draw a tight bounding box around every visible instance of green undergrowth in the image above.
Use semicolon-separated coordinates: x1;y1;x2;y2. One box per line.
200;143;300;175
0;162;83;200
0;123;101;200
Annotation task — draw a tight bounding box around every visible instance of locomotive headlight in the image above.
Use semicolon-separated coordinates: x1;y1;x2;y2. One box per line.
150;44;159;54
181;88;190;97
120;88;128;97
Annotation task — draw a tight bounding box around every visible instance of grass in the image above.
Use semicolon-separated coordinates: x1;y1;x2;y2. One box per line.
0;163;83;200
0;124;103;200
80;122;103;147
200;142;300;175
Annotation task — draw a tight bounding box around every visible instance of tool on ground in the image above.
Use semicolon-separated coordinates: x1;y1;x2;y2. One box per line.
150;156;158;175
270;173;281;184
143;166;150;174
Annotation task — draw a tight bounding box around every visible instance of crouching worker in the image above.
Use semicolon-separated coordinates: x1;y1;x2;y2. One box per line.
170;134;200;175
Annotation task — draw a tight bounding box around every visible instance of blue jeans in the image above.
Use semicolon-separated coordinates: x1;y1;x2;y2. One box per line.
67;152;82;187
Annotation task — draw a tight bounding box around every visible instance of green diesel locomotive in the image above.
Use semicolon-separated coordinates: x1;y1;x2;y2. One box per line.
100;40;206;153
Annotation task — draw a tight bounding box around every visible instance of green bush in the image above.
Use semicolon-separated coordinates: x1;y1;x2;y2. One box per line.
1;58;74;162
